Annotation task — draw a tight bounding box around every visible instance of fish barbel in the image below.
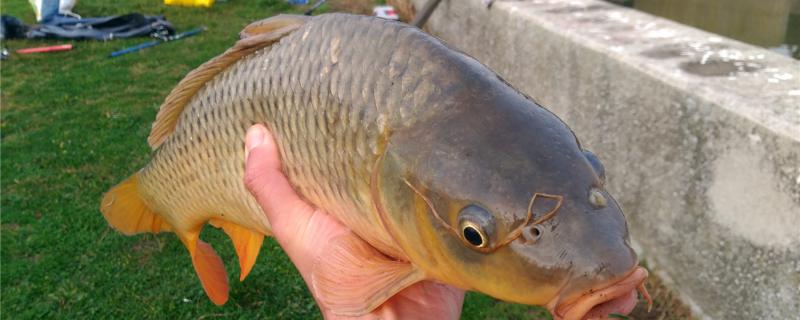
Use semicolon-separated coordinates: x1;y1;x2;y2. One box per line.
100;13;651;319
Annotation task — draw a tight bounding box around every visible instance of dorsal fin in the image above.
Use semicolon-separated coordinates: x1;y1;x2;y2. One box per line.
147;15;310;148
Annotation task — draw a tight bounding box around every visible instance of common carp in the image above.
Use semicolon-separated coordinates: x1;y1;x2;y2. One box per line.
100;13;651;319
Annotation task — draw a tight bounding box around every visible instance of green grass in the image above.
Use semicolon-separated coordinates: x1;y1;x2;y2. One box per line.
0;0;549;318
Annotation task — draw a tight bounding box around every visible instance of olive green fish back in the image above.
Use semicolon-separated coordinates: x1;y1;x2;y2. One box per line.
138;14;475;258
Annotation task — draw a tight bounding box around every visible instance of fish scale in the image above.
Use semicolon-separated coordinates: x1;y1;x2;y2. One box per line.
137;15;439;256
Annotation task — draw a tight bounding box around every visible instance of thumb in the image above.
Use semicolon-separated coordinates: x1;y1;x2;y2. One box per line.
243;124;350;277
244;124;315;242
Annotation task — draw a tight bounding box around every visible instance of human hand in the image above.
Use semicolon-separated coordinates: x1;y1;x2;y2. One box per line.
243;124;465;319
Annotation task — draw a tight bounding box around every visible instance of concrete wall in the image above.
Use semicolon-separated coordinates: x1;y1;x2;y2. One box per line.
408;0;800;319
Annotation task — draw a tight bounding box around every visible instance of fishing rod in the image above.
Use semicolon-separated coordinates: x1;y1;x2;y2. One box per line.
411;0;442;28
110;26;207;58
304;0;327;15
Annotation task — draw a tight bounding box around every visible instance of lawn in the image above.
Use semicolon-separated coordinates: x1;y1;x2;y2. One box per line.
0;0;552;318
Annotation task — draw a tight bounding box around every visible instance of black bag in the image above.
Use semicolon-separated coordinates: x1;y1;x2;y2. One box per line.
0;15;29;40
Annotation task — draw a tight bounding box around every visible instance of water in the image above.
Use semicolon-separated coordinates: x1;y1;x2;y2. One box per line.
605;0;800;60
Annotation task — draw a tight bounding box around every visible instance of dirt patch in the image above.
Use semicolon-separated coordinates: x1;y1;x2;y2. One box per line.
131;236;163;265
2;223;21;231
328;0;415;22
327;0;375;15
387;0;416;22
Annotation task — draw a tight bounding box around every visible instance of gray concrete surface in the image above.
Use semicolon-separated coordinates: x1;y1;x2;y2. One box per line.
408;0;800;318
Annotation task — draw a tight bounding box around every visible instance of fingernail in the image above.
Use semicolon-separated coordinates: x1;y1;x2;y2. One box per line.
247;126;265;152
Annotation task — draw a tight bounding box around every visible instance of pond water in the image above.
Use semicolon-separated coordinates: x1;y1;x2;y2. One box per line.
605;0;800;59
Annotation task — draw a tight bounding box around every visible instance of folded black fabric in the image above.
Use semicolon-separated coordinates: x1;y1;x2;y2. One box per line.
1;13;174;40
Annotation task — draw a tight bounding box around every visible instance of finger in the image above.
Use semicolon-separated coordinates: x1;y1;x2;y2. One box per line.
244;124;315;242
244;124;285;179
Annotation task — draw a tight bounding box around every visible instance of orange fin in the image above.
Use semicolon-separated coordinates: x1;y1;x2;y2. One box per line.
210;219;264;281
147;15;308;149
100;173;172;235
183;235;230;306
311;234;425;316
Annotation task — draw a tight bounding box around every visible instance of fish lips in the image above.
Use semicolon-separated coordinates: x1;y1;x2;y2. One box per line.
546;266;652;320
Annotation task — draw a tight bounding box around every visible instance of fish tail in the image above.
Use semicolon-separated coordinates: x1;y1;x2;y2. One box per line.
100;173;172;235
100;173;230;305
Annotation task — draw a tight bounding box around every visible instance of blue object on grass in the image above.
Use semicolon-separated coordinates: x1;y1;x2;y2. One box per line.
110;26;205;58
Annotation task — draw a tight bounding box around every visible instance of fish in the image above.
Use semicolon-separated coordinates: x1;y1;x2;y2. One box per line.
100;13;651;319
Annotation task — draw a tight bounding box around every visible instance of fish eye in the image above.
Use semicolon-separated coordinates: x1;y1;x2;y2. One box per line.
457;205;495;249
583;150;606;183
461;222;486;247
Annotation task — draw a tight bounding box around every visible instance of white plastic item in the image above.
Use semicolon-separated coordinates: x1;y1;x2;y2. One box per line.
372;5;400;21
59;0;79;18
28;0;78;22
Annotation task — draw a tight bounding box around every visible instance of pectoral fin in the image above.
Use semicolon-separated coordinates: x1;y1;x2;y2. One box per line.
210;219;264;281
311;234;425;316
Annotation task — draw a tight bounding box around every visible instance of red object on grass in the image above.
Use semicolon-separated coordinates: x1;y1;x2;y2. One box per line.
17;44;73;54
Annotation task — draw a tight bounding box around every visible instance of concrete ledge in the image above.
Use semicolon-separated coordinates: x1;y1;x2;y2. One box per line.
410;0;800;318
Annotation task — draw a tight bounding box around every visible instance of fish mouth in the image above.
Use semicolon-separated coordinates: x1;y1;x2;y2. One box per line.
546;266;652;320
